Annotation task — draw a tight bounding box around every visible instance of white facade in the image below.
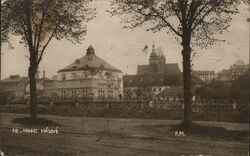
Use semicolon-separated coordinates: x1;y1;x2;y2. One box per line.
55;45;123;101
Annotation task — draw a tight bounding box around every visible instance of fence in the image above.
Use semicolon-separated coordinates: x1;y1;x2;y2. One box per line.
1;99;248;122
44;99;246;113
4;98;247;113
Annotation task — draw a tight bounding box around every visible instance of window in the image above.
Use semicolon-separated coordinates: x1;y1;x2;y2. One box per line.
72;73;77;79
98;90;105;99
61;74;66;80
108;90;113;98
61;91;65;99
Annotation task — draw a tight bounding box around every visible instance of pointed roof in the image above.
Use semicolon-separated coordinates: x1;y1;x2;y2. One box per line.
86;45;95;55
58;46;122;73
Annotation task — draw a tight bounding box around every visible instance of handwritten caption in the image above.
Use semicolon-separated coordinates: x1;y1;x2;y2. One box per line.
11;127;59;134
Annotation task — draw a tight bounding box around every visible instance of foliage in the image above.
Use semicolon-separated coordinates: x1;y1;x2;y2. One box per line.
108;0;244;128
0;90;14;105
2;0;96;67
109;0;241;49
195;73;249;100
230;72;249;100
1;0;96;121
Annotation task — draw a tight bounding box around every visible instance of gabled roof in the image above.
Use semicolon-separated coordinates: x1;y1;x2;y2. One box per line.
124;73;204;87
164;63;180;73
137;64;157;75
58;46;122;73
137;63;180;75
1;75;28;82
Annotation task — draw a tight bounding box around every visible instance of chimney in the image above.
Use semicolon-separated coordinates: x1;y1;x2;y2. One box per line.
43;68;45;79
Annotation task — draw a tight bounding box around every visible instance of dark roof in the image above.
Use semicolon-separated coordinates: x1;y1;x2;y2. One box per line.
1;75;28;82
192;70;215;75
58;46;122;73
124;73;204;87
124;73;181;87
137;64;157;75
137;63;180;75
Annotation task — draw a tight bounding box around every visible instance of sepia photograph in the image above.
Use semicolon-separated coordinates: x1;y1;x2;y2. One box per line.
0;0;249;155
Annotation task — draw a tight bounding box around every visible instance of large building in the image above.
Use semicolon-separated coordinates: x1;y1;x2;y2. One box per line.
123;45;182;100
218;60;249;81
0;46;123;102
192;70;217;84
0;72;56;102
0;75;28;98
137;45;180;75
55;45;123;101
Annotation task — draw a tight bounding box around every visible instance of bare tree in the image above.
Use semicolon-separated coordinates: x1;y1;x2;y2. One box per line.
1;0;96;122
109;0;245;130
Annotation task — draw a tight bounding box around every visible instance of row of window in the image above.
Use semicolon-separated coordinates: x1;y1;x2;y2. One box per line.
60;90;114;98
61;90;90;95
99;82;107;86
99;90;113;98
125;87;163;92
98;82;114;88
128;78;165;83
60;74;114;81
199;75;216;78
1;82;22;88
60;71;116;80
61;73;81;80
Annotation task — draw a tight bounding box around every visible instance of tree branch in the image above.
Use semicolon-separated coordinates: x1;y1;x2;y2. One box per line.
124;0;181;36
35;9;46;55
32;18;39;47
36;23;59;67
191;0;222;31
147;1;182;36
169;0;182;23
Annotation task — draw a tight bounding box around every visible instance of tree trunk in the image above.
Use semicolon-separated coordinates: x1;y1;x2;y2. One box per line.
182;45;192;130
29;65;37;123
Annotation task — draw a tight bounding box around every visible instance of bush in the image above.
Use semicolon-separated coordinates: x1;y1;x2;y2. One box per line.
234;109;249;123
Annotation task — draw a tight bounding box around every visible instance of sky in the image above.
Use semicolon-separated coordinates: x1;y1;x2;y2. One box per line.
1;0;249;79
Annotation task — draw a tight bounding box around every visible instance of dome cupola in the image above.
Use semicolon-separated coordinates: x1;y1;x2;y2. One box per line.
86;45;95;55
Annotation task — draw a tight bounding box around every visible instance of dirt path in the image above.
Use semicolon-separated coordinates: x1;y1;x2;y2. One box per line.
0;113;249;156
1;128;248;156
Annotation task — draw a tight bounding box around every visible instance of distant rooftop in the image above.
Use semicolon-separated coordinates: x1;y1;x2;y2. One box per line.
1;75;28;82
124;73;203;87
137;63;180;75
192;70;215;75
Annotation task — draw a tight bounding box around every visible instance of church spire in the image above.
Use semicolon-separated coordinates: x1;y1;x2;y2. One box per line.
152;42;155;52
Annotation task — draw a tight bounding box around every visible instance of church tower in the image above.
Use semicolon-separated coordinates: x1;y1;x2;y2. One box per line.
149;44;166;73
157;47;166;73
149;44;159;65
